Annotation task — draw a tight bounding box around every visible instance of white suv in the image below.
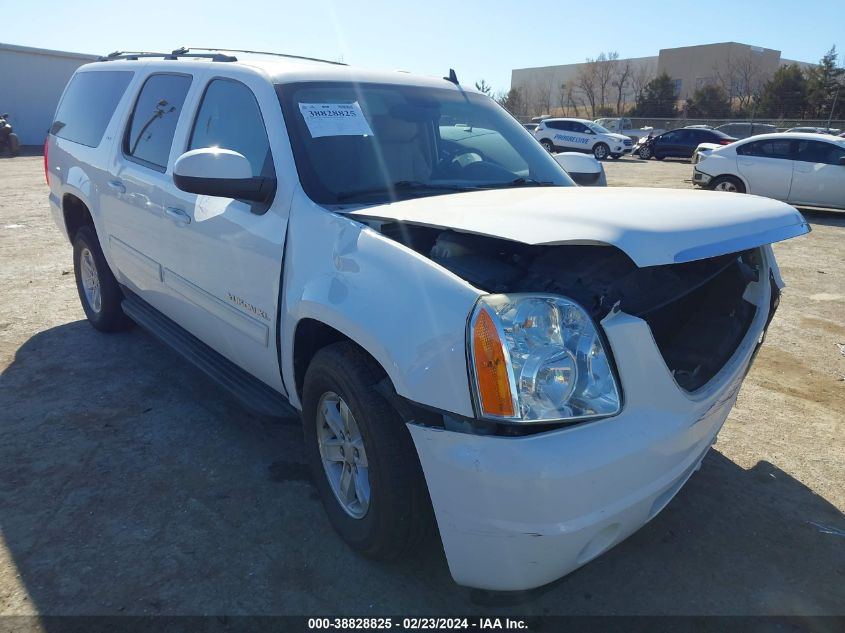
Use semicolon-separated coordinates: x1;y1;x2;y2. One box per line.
46;48;808;592
534;118;633;159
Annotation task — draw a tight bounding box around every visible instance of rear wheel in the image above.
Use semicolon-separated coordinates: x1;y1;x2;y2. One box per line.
302;342;434;560
593;143;609;160
540;139;555;153
73;226;131;332
710;175;746;193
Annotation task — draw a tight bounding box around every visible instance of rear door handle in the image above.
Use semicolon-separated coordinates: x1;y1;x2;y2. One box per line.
164;206;191;226
107;180;126;194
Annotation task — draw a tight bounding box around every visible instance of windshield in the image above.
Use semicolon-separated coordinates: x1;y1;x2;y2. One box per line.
587;122;611;134
276;81;573;205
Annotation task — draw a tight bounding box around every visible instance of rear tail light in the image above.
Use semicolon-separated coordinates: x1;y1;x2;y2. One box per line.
719;139;733;145
43;137;49;185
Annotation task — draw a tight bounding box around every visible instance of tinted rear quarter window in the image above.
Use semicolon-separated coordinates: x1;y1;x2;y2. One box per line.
796;140;845;165
737;139;793;158
51;71;134;147
125;74;192;171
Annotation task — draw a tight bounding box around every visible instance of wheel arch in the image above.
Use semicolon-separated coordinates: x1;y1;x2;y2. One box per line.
710;172;749;193
62;193;95;243
291;317;395;406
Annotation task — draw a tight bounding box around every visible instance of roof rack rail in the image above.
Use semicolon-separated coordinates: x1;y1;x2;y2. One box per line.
185;47;347;66
98;49;237;62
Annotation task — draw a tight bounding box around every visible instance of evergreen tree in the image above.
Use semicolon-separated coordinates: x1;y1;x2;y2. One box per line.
631;72;677;117
758;65;808;118
806;46;844;119
686;85;732;118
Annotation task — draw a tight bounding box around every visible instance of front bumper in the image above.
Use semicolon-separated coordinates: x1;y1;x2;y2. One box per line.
410;259;775;591
693;168;713;187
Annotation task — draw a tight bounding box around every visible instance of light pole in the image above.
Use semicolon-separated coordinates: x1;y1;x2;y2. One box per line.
826;83;841;133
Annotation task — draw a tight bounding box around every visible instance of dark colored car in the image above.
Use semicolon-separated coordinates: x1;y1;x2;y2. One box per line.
638;128;736;160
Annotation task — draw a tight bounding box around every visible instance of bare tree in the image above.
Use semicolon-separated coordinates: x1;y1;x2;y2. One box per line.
612;59;633;114
576;62;600;117
630;62;656;105
713;51;767;114
557;81;582;117
596;52;619;112
530;80;553;117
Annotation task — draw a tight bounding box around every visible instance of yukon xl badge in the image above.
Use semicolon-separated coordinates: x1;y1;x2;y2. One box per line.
227;292;270;321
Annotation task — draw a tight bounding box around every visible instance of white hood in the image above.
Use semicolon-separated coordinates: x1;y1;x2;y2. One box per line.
349;187;809;267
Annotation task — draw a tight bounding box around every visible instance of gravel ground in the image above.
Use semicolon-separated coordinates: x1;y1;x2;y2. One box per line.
0;155;843;617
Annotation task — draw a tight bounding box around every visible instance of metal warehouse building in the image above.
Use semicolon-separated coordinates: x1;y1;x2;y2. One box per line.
0;43;97;146
512;41;813;109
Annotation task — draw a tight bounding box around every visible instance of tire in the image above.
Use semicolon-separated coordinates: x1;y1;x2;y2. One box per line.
638;145;652;160
593;143;609;160
540;139;555;153
8;133;19;157
73;225;131;332
709;175;746;194
302;342;434;560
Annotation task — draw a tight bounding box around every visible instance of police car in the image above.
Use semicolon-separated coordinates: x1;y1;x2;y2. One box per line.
534;118;633;160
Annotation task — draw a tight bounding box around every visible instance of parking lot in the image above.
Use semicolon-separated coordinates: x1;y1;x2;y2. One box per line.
0;155;843;616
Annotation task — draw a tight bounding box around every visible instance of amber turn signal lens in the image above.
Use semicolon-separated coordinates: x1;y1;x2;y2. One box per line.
472;308;515;417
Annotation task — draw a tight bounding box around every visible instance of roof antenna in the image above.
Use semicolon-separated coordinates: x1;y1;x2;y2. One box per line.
443;69;459;85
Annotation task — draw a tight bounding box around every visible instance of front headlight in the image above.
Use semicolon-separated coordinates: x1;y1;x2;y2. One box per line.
469;294;621;423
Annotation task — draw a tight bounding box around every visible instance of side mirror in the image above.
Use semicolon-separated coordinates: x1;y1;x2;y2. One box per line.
173;148;275;202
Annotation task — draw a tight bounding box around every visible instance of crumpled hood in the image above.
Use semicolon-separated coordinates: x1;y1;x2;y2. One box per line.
349;187;809;267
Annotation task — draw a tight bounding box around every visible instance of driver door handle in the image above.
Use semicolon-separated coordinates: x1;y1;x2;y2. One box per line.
164;206;191;226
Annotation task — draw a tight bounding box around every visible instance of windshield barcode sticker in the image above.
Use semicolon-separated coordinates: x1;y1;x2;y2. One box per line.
298;102;374;138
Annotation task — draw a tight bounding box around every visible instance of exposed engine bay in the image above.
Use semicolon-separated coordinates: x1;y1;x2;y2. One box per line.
369;221;762;392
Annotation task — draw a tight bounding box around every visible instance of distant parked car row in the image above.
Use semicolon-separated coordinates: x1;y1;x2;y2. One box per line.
533;118;633;160
637;127;736;161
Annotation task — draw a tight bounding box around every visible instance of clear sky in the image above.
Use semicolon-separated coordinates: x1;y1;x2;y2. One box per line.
3;0;843;93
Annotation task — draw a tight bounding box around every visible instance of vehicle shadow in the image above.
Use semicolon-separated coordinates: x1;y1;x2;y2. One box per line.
1;321;843;618
798;208;845;226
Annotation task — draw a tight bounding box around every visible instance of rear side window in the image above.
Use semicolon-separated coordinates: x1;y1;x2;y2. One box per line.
125;74;192;171
737;139;793;158
795;140;845;165
189;79;273;178
51;71;133;147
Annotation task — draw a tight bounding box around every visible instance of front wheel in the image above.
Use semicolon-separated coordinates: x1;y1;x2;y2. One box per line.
638;145;653;160
593;143;609;160
540;139;555;153
710;175;746;193
302;342;434;560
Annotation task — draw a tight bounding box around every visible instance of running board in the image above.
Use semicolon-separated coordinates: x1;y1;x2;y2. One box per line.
121;294;297;419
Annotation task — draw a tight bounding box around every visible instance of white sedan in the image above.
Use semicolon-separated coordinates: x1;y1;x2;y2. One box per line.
693;133;845;210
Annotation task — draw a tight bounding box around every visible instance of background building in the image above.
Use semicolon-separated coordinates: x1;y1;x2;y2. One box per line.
0;42;97;146
511;41;814;118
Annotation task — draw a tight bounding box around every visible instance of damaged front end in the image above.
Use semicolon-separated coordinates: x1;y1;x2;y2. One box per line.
368;222;772;401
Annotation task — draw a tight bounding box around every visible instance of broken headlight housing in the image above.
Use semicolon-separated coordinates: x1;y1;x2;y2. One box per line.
469;294;621;423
